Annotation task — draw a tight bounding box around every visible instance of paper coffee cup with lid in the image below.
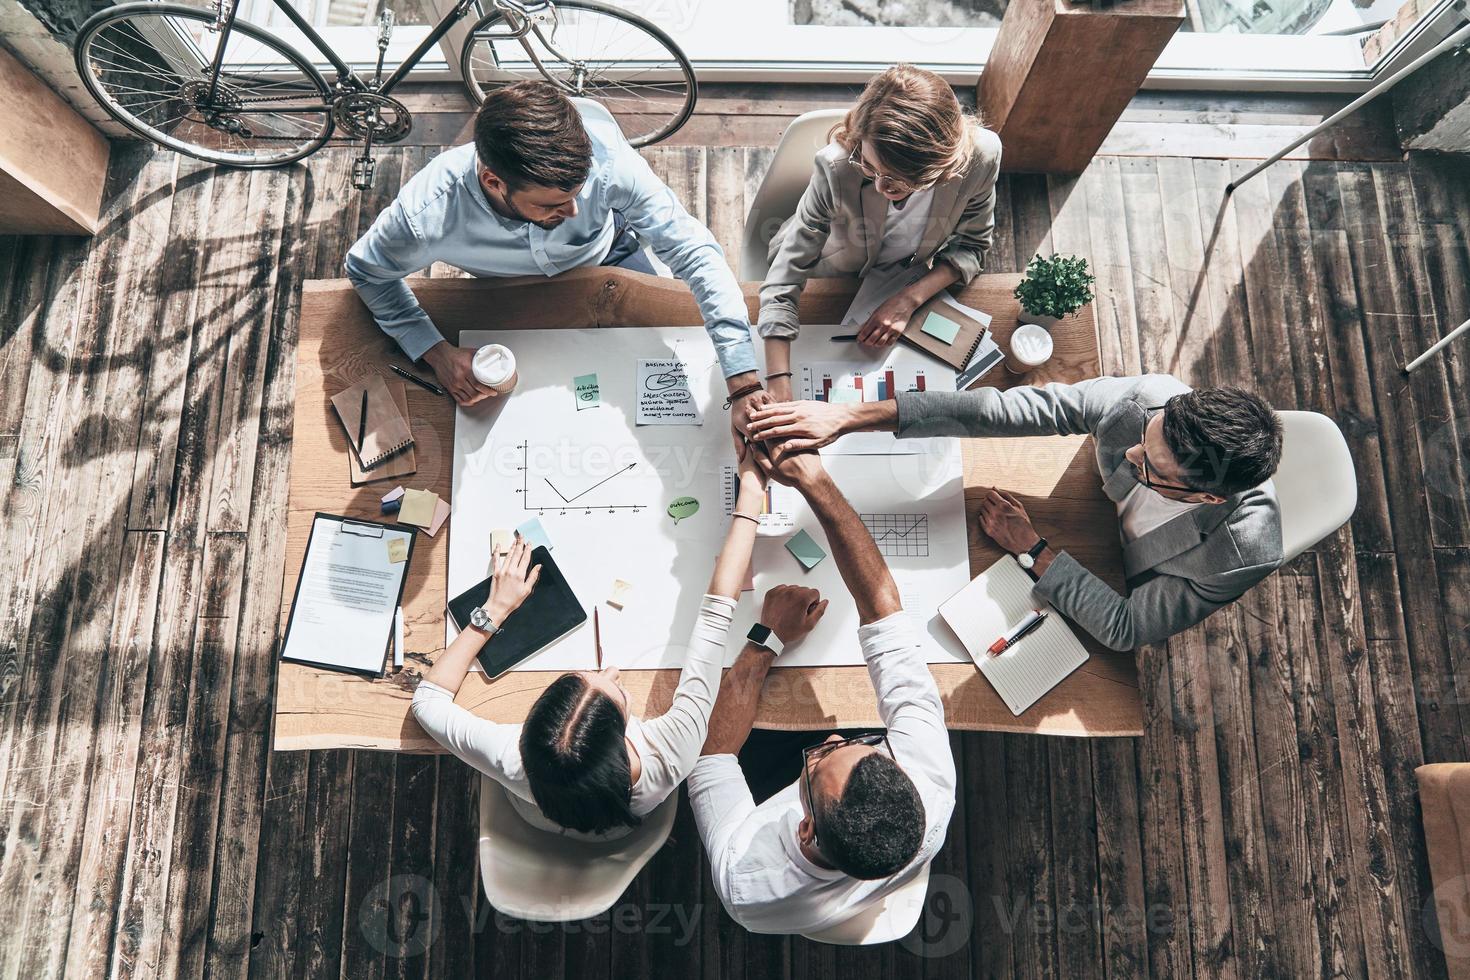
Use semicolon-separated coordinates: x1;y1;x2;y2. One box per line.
472;344;518;394
1004;323;1054;375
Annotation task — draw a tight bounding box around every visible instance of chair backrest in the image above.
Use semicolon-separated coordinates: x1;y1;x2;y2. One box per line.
1273;410;1357;562
739;108;849;281
800;862;931;945
477;776;676;922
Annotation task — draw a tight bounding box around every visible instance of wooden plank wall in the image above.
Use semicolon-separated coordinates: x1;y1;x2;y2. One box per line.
0;88;1467;979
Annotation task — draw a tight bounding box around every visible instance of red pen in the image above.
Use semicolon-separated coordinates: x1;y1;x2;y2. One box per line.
988;610;1046;656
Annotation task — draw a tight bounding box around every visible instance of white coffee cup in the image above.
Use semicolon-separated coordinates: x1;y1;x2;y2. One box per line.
472;344;518;394
1004;323;1054;375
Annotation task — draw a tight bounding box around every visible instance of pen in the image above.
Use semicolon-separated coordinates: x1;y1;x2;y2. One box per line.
390;363;447;397
357;387;368;457
988;610;1047;656
830;334;860;342
594;607;603;670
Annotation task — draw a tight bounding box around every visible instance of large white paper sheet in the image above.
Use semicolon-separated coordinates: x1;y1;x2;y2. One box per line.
450;326;971;671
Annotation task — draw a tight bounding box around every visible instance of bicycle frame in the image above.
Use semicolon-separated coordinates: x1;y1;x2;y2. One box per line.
204;0;486;98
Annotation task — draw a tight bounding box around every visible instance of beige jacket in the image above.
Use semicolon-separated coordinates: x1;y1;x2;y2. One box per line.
757;124;1002;339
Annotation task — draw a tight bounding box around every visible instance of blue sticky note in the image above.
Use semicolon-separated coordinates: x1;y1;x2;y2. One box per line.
920;311;962;345
517;517;554;551
785;528;827;570
574;373;600;410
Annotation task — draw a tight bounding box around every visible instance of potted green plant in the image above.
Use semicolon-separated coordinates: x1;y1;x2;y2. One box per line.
1014;253;1096;330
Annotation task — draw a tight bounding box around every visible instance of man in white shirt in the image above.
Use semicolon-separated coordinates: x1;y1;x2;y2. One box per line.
687;450;956;935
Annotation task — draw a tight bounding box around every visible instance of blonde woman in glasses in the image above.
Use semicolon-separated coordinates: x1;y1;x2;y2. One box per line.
758;65;1001;398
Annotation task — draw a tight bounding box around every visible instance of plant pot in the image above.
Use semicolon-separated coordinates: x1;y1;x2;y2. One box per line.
1021;311;1062;331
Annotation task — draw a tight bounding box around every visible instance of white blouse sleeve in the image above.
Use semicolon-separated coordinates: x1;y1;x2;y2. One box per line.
411;678;526;785
635;593;736;793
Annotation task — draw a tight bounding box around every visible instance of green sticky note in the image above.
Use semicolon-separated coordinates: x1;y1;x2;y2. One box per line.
920;311;962;345
785;528;827;570
668;496;700;524
517;517;553;551
829;387;862;404
574;373;600;410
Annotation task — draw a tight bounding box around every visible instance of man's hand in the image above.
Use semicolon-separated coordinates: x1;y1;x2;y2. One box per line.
977;488;1042;555
485;535;542;624
423;341;497;406
745;400;855;458
759;584;829;646
754;446;827;490
729;379;772;456
857;290;918;347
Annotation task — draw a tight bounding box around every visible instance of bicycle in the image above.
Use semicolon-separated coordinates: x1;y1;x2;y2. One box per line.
74;0;697;188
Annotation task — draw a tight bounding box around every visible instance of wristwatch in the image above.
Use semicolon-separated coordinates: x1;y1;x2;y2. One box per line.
1016;537;1048;572
468;605;501;636
746;622;785;655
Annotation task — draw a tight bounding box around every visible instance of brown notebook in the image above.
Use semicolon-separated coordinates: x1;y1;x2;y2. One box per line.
330;375;416;485
900;294;991;371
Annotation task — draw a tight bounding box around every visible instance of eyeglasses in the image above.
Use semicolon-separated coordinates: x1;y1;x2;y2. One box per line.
846;147;925;195
1135;407;1201;495
801;731;893;845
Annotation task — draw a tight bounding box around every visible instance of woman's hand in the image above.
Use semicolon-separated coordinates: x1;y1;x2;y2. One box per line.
746;400;852;458
857;291;918;347
737;436;770;488
484;535;542;625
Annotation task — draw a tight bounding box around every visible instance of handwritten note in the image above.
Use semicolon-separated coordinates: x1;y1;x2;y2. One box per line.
636;359;702;426
574;373;600;410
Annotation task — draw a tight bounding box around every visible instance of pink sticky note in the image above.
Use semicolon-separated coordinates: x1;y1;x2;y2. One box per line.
425;498;451;537
382;485;405;504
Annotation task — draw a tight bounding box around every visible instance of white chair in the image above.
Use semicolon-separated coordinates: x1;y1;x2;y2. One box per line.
800;862;932;945
476;776;676;922
739;108;848;281
1273;410;1358;562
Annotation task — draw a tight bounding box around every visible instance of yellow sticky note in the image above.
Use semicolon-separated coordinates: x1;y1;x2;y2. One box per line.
609;579;633;610
398;488;439;528
491;528;513;554
386;538;408;564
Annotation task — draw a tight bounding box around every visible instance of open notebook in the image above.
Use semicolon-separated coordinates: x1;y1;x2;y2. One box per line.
938;556;1090;716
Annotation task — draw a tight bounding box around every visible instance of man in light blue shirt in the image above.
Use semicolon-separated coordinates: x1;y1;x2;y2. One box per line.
345;82;768;426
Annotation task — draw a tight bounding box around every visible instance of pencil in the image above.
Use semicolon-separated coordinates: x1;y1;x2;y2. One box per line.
390;364;447;397
593;607;603;670
357;387;368;457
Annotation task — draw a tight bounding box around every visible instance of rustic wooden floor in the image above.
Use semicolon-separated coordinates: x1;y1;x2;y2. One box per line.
1;86;1467;979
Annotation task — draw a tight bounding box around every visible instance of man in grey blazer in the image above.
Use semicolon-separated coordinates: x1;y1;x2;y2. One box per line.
746;374;1285;650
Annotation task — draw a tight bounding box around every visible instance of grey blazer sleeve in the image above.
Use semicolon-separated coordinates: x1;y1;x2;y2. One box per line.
757;163;837;340
1034;550;1275;650
932;129;1001;285
895;376;1152;440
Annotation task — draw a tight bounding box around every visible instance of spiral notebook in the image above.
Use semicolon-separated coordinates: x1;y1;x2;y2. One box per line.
330;374;416;485
938;556;1090;716
901;293;993;371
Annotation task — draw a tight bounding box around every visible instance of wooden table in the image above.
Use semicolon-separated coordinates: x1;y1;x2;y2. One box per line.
274;270;1142;750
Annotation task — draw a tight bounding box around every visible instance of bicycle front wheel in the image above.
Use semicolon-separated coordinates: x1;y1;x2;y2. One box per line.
461;0;696;147
75;3;334;168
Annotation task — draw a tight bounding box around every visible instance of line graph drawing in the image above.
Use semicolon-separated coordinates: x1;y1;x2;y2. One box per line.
515;441;646;514
860;513;930;557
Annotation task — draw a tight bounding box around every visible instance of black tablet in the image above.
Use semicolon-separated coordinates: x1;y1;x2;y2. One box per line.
446;545;586;678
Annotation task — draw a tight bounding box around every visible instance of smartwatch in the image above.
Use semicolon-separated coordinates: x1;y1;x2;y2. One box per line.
746;622;785;655
468;605;501;636
1016;537;1048;572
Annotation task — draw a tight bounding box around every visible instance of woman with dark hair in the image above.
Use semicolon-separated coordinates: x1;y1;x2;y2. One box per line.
411;448;786;837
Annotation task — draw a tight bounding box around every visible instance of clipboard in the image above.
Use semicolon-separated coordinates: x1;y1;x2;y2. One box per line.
279;512;417;677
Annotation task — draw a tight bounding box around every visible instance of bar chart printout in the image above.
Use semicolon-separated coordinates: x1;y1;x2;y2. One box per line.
802;362;927;403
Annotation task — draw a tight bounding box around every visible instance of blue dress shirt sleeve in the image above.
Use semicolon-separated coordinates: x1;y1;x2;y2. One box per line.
344;200;447;362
